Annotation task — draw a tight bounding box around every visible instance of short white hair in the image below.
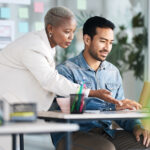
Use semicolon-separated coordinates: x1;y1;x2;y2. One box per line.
44;6;75;28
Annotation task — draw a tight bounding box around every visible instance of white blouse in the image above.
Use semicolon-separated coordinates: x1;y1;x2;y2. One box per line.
0;29;82;111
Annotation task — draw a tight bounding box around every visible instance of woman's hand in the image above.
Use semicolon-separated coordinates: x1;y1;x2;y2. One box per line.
89;89;123;106
116;99;142;110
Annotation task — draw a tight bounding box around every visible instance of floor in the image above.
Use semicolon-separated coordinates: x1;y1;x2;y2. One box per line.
24;134;55;150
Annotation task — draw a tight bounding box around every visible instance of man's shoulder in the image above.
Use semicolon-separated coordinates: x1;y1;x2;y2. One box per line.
56;55;80;70
105;61;119;72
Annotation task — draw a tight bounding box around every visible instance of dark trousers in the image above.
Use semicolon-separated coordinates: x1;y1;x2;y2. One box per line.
56;128;150;150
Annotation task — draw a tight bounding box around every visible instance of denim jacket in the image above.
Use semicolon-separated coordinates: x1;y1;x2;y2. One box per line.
51;51;141;147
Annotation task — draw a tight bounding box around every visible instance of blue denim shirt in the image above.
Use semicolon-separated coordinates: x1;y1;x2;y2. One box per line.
51;51;141;147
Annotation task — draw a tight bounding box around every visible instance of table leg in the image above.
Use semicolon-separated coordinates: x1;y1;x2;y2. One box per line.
66;120;72;150
12;134;16;150
20;134;24;150
66;131;71;150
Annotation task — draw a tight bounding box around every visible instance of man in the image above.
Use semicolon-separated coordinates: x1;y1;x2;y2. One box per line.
51;16;150;150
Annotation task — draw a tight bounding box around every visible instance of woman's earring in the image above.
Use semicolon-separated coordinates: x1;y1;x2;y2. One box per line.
49;33;52;38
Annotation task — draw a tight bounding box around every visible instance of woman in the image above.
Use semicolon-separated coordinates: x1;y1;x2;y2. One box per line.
0;6;138;111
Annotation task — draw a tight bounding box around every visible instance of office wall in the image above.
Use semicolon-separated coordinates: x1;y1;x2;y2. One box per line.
0;0;58;50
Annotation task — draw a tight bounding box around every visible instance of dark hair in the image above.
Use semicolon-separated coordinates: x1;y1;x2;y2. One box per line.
83;16;115;39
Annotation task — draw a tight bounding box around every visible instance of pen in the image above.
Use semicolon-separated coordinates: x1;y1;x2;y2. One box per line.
77;83;84;112
79;84;86;112
79;94;84;113
71;85;81;113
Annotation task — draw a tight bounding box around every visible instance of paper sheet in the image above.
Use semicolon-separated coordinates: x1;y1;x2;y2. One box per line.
0;0;31;5
34;2;44;13
35;22;44;31
19;8;29;19
18;22;29;33
77;0;87;10
0;7;10;19
0;20;14;49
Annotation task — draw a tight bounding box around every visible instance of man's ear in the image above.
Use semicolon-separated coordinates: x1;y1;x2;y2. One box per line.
83;34;91;46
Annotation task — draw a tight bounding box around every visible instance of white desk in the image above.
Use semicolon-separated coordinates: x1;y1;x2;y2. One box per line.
38;110;149;120
0;120;79;150
38;110;149;150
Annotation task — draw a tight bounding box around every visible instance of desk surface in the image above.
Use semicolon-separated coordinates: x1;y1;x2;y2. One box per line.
0;120;79;135
38;110;149;120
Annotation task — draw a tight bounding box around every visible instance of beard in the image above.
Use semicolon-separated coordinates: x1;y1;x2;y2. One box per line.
89;48;108;62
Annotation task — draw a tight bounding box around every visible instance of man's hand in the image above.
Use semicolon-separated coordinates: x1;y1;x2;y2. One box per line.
133;125;150;147
89;89;123;106
89;89;142;109
116;99;142;110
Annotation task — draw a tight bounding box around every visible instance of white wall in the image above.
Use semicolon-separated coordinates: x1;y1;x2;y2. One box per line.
123;71;143;101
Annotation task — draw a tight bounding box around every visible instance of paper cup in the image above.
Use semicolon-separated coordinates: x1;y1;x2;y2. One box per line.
56;97;70;114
